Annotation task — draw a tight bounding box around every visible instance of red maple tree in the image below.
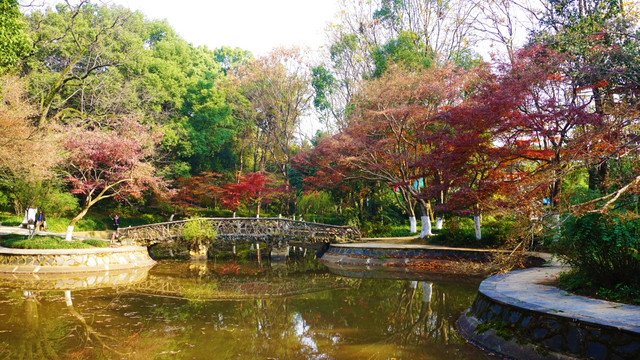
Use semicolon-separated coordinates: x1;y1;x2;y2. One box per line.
220;172;283;216
61;117;164;240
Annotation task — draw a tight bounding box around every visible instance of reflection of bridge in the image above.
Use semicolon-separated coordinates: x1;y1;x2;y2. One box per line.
120;274;352;300
118;218;361;247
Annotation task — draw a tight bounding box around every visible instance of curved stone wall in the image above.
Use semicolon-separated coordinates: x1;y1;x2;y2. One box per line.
0;246;156;273
319;244;545;277
459;268;640;360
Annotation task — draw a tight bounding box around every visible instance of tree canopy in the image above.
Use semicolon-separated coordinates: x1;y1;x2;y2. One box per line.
0;0;637;256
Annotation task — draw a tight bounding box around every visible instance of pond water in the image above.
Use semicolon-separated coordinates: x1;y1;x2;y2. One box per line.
0;257;490;359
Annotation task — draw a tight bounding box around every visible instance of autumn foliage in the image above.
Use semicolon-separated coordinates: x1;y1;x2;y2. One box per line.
220;172;283;214
60;117;164;238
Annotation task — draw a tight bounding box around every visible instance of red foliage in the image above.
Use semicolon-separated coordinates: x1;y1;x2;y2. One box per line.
62;118;164;206
422;45;611;214
220;172;284;212
173;172;224;210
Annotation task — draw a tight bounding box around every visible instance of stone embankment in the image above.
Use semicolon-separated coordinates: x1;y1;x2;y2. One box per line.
319;242;545;277
458;266;640;360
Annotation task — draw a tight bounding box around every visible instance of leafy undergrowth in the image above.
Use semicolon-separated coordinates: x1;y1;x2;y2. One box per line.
557;269;640;305
0;234;109;249
552;213;640;306
367;225;415;238
427;219;519;249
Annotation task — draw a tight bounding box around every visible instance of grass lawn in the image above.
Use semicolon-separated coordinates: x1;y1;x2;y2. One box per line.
0;234;109;249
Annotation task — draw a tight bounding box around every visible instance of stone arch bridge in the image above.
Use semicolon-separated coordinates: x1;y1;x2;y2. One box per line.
118;217;361;252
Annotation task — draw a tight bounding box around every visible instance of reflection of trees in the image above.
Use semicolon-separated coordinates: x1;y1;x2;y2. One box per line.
295;277;478;356
64;291;126;357
386;281;454;345
0;260;483;359
242;299;305;358
4;291;63;359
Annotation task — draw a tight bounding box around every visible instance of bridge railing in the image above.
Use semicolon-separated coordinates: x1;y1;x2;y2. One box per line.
118;217;361;246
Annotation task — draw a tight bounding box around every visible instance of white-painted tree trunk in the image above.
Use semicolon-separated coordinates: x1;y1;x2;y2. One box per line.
421;282;433;303
474;215;482;240
65;225;74;241
435;217;444;230
420;216;433;238
553;214;561;242
64;290;73;306
409;216;417;233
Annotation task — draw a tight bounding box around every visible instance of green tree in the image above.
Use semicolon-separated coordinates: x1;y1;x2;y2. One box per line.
371;30;433;77
234;48;312;203
0;0;31;74
24;1;143;126
181;72;237;174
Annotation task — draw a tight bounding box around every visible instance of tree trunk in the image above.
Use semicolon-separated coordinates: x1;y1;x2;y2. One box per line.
256;198;262;217
418;201;433;238
588;161;608;192
473;215;482;240
409;216;417;233
473;204;482;240
435;216;444;230
65;204;90;241
552;213;561;242
420;215;432;238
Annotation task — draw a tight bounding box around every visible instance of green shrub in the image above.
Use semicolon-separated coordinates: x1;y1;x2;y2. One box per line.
0;192;9;211
46;215;107;233
179;219;217;254
196;208;234;218
388;225;413;237
429;217;517;248
139;213;163;224
552;212;640;294
360;220;392;237
39;190;80;217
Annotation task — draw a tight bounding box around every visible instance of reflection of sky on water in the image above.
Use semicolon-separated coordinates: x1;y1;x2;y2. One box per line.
293;312;319;352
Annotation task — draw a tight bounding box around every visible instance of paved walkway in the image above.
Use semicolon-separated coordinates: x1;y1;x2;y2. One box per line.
481;266;640;334
0;225;105;241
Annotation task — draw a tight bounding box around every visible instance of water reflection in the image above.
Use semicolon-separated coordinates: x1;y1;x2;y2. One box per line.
0;266;151;291
0;260;489;359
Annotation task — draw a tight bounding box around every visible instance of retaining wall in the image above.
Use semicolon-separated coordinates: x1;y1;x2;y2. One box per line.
319;244;544;277
459;268;640;360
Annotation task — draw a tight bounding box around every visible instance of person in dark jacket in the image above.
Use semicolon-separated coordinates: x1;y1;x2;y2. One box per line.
36;211;46;231
113;215;120;233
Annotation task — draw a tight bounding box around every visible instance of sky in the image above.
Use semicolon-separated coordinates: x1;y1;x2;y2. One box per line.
109;0;342;56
